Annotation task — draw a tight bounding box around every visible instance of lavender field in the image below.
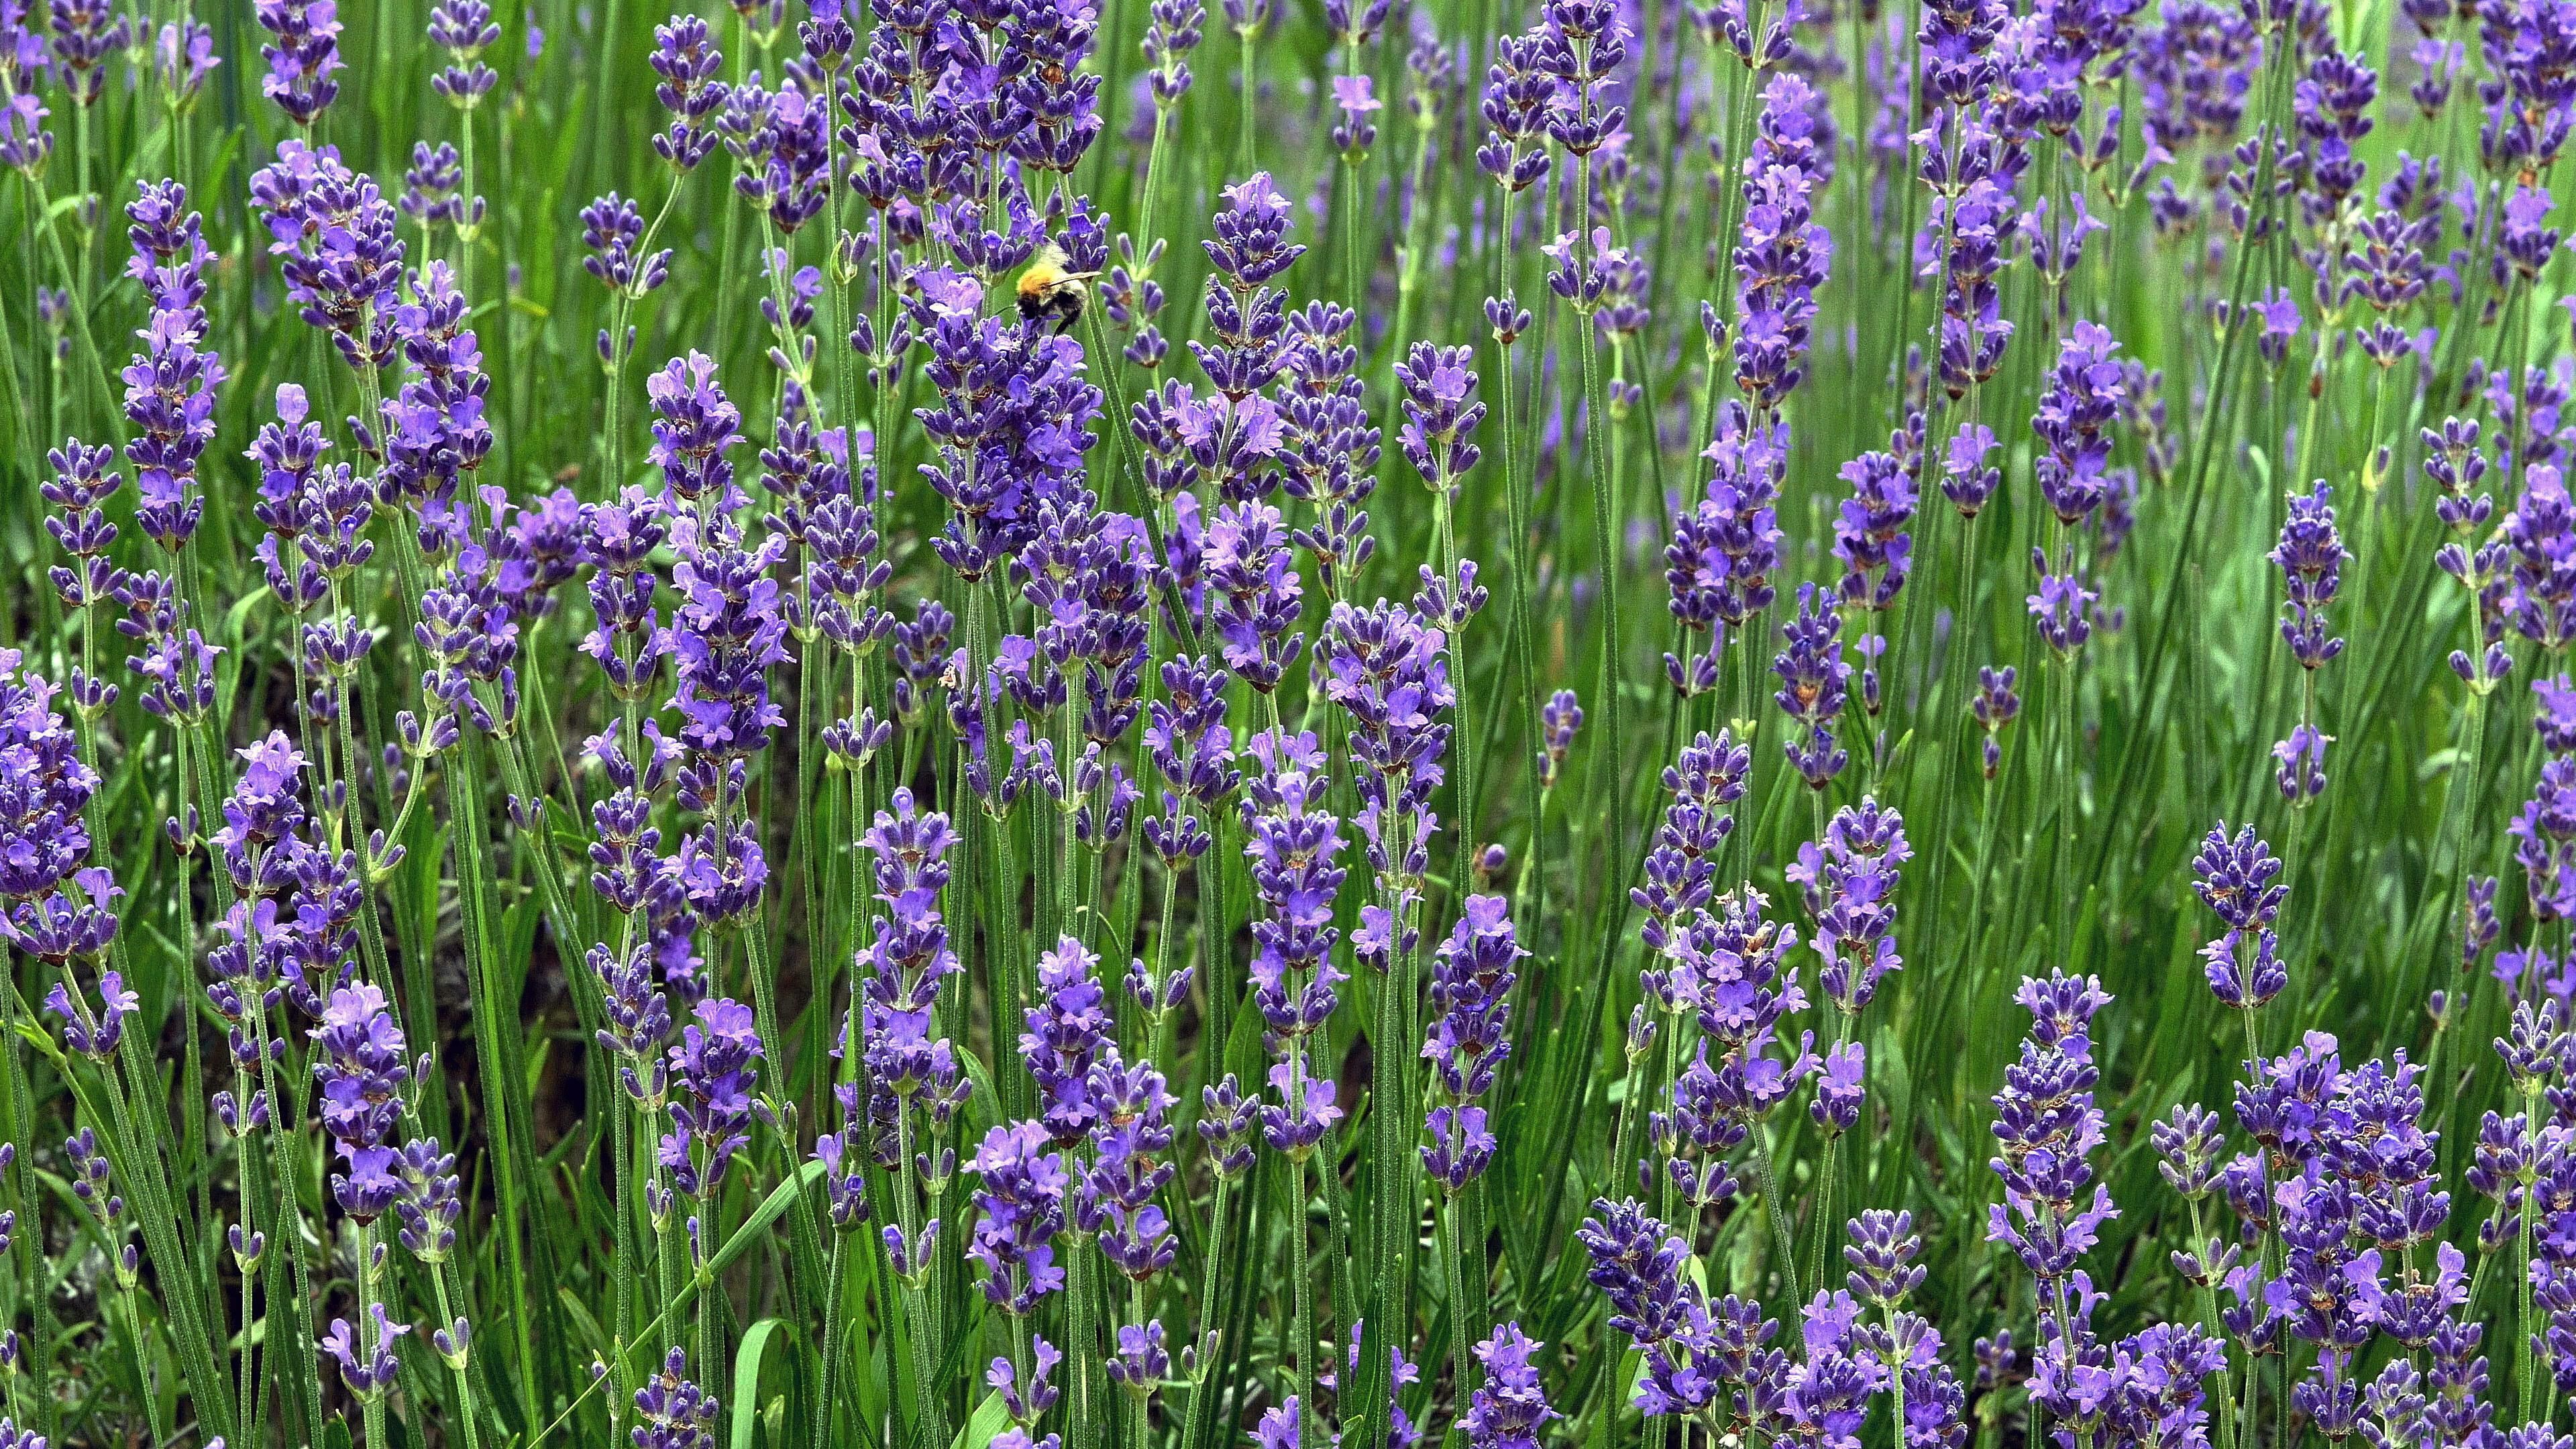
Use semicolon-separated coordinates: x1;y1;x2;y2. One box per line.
0;0;2554;1446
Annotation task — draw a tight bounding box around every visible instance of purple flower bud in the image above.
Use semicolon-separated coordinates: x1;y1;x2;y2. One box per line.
254;0;339;124
2271;480;2348;670
1988;969;2116;1285
1462;1323;1560;1449
967;1120;1069;1315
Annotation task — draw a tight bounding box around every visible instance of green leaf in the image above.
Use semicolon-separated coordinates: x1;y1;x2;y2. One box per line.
555;1287;609;1371
711;1160;826;1277
729;1318;797;1449
950;1389;1008;1449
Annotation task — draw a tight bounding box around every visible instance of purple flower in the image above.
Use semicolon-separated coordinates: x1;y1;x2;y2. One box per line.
2515;757;2576;924
2273;724;2330;806
1812;1041;1867;1133
254;0;340;124
633;1347;721;1449
378;262;493;551
2343;207;2432;315
1197;1074;1259;1180
2191;820;2290;1012
2031;321;2126;527
250;382;374;634
999;0;1104;178
211;728;305;875
1941;425;2002;517
1242;727;1348;1085
59;1128;121;1285
891;602;955;724
2026;195;2107;293
1988;970;2117;1285
2026;549;2098;657
0;89;49;174
1846;1209;1926;1307
1253;1401;1303;1449
2506;463;2576;651
41;437;117;615
1273;302;1381;590
650;13;731;171
2103;1324;2226;1449
990;1336;1063;1426
1478;34;1554;191
2539;675;2576;755
414;535;522;733
1009;496;1154;756
1578;1198;1695;1346
400;141;467;233
1923;163;2021;399
2192;820;2284;932
121;180;222;551
582;192;674;301
1707;403;1788;633
1262;1049;1342;1159
1021;936;1112;1145
44;0;123;107
579;486;674;708
1462;1324;1560;1449
2272;480;2349;671
1322;598;1454;837
1772;583;1851;789
859;790;969;1172
1633;730;1752;970
967;1120;1069;1314
1536;0;1629;155
1792;789;1916;1016
1142;653;1238;871
1421;896;1523;1187
1731;74;1834;413
2247;286;2302;368
670;521;792;771
1143;0;1203;103
252;140;405;370
1331;72;1381;153
2153;1104;2229;1206
1107;1320;1171;1396
427;0;500;105
1203;500;1304;693
731;78;833;233
1535;689;1584;791
319;1304;409;1397
1972;665;2020;777
1395;343;1487;490
311;983;411;1221
394;1138;464;1260
913;271;1104;580
1085;1053;1177;1281
661;998;765;1198
8;839;115;974
38;916;130;1061
1834;449;1917;615
1193;173;1304;407
648;351;745;515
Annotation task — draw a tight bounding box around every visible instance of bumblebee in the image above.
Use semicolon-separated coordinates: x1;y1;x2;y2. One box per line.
1016;245;1098;335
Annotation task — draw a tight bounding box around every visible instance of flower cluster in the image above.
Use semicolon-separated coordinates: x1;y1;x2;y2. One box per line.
1421;895;1524;1190
1241;728;1347;1157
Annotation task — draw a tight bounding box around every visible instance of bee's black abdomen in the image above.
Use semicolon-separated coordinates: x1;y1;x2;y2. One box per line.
1015;289;1085;335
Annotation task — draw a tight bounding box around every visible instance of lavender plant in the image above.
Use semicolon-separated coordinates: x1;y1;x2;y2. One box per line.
3;3;2576;1449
